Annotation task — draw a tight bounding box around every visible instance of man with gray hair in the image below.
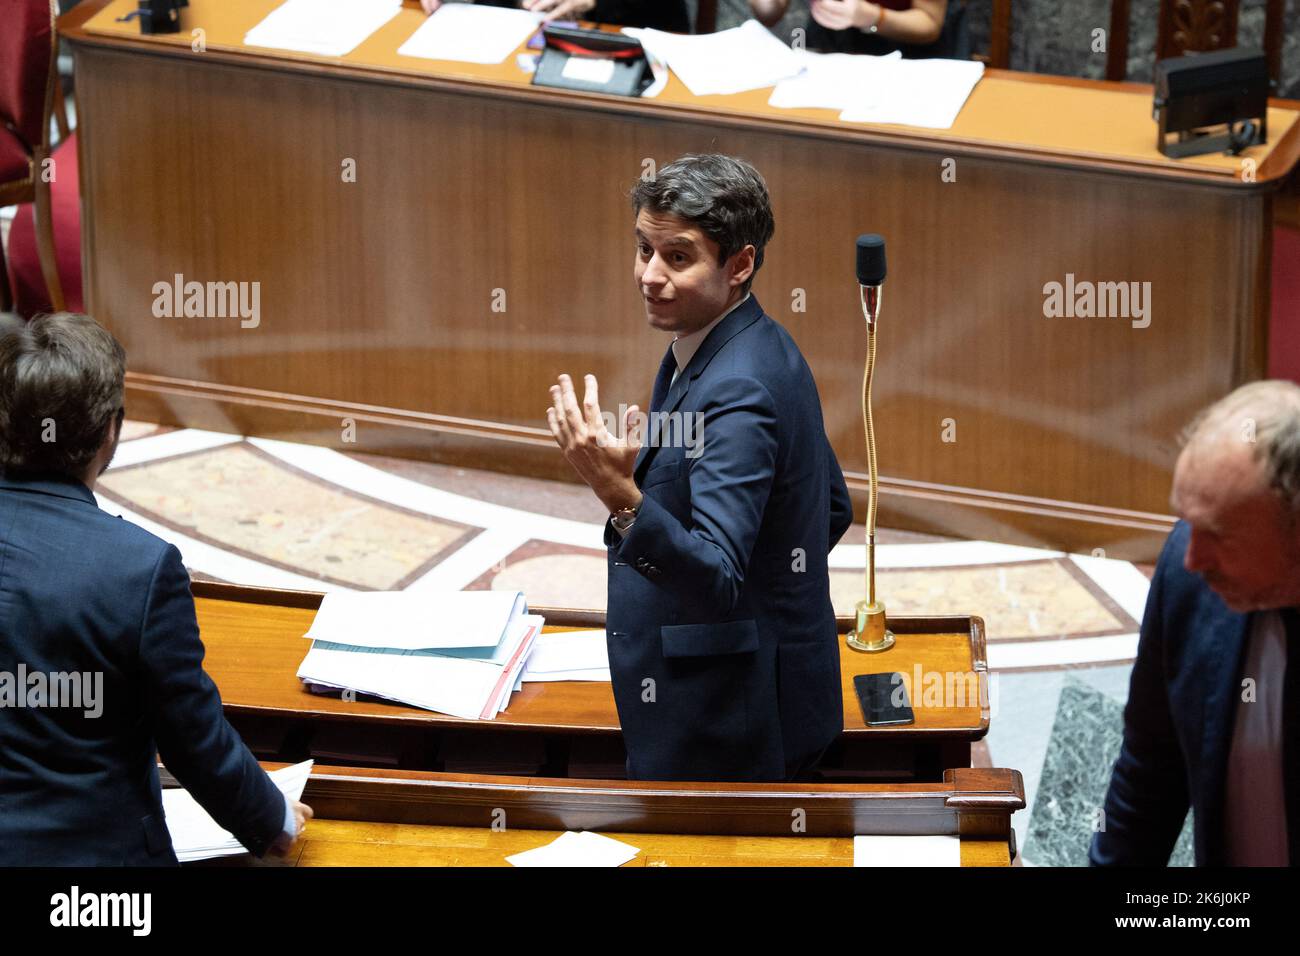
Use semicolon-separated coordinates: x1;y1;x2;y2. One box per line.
1091;380;1300;865
546;154;853;781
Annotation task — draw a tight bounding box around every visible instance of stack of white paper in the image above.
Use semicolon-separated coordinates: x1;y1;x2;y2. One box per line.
522;628;610;682
506;831;640;867
397;3;542;65
768;49;901;111
163;760;314;863
304;591;529;651
244;0;402;58
296;591;542;719
837;58;984;129
622;19;803;96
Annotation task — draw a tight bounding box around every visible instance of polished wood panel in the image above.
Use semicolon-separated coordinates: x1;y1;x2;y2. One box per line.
695;0;718;34
224;761;1020;865
297;763;1023;834
61;0;1300;561
986;0;1012;71
191;581;986;738
188;581;984;779
288;828;1010;866
67;0;1299;180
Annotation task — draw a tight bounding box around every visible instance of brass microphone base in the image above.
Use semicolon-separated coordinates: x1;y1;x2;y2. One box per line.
848;599;894;653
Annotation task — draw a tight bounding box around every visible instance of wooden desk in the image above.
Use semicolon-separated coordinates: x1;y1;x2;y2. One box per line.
61;0;1300;560
193;582;987;781
200;763;1023;866
281;822;1013;866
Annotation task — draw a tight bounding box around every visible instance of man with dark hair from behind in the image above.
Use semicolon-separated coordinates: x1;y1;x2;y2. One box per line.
546;154;853;781
0;312;312;865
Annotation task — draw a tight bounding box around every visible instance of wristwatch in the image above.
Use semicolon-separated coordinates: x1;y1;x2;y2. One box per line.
867;4;884;33
611;504;639;534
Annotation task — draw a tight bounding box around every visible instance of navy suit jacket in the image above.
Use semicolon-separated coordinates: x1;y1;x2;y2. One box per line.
0;473;284;865
604;295;853;781
1090;520;1296;866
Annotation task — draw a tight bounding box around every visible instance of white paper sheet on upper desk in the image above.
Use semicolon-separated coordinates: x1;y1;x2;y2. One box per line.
244;0;402;57
838;57;984;129
397;3;542;65
768;49;901;111
621;19;803;97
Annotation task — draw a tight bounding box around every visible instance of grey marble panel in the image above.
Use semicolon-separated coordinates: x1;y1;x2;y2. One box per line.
1024;676;1194;867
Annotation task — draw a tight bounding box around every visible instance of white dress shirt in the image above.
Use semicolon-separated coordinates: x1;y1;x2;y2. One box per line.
1223;608;1289;866
669;293;751;387
613;294;752;540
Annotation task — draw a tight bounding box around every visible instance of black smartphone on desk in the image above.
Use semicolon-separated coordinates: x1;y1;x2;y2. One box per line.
854;672;915;726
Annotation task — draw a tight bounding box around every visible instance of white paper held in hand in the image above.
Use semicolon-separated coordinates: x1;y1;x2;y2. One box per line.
163;760;314;863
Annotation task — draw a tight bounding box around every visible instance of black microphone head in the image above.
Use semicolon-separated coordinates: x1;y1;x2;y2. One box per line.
856;234;886;286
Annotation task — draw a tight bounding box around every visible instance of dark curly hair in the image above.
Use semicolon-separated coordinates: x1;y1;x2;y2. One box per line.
0;312;126;479
631;153;776;295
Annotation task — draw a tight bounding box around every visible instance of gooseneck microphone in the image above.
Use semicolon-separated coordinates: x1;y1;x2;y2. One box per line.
848;234;894;653
857;233;886;330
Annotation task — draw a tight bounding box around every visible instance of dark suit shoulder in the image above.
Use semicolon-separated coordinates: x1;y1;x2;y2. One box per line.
708;310;812;383
76;498;180;572
3;489;184;633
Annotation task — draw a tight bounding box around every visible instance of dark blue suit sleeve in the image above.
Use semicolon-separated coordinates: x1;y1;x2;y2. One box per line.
828;435;852;549
139;545;285;857
1089;536;1190;865
615;375;777;619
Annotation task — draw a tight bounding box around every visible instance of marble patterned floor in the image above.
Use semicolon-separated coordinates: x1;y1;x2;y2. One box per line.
98;420;1188;865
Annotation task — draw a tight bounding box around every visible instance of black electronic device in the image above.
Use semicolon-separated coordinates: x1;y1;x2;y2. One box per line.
1154;46;1271;158
853;672;915;727
115;0;189;35
532;25;653;98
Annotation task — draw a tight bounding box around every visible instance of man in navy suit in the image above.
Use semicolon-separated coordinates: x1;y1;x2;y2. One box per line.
546;154;853;781
0;313;312;865
1091;381;1300;866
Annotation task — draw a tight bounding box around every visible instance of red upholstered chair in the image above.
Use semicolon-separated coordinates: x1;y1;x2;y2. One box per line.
0;0;65;315
7;131;80;316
